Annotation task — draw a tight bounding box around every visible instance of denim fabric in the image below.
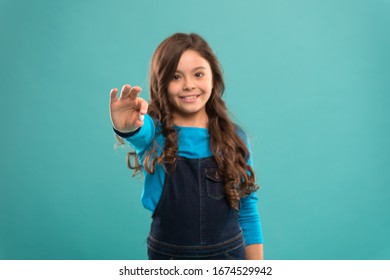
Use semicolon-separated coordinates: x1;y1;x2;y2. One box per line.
147;243;246;260
147;157;246;260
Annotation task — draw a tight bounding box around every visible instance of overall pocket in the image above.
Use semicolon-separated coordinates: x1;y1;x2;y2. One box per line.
205;168;225;200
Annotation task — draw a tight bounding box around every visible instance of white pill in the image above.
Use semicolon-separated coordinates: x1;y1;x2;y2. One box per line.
139;114;144;121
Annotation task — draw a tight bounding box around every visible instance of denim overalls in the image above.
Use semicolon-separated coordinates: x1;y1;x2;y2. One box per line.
147;156;246;260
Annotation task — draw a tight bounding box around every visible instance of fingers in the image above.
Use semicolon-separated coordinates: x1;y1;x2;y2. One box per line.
119;84;132;99
117;84;142;101
128;86;142;100
110;88;119;103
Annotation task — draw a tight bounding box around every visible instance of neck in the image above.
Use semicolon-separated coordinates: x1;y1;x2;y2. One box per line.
173;111;209;128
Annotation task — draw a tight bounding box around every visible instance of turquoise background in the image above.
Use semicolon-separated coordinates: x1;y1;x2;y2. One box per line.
1;0;389;260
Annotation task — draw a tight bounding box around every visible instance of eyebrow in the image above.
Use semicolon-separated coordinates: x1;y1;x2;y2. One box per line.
175;66;207;73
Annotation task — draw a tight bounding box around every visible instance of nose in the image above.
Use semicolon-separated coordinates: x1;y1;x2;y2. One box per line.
183;77;196;91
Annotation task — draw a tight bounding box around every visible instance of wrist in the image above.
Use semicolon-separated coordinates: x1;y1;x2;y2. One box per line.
113;127;141;138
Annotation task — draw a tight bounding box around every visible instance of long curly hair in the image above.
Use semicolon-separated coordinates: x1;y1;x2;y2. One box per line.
122;33;258;210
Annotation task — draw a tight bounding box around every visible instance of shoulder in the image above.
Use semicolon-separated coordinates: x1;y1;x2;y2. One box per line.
234;124;249;144
234;124;254;165
149;115;162;133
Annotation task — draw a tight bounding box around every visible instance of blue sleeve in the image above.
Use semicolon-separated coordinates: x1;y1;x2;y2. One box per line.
239;192;263;245
237;131;264;245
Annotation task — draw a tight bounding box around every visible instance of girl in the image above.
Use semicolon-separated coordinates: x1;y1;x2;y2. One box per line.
109;33;263;260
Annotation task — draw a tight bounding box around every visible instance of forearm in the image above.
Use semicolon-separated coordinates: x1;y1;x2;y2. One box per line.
245;244;264;260
239;193;264;252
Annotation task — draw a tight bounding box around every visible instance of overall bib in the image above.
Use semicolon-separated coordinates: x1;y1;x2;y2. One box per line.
147;156;246;260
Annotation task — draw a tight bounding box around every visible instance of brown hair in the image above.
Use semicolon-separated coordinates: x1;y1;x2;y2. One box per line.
122;33;258;210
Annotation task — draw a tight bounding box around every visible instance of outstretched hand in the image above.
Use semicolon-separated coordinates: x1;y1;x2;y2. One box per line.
109;84;148;133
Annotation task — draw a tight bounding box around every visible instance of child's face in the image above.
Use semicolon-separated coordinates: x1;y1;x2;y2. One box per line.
167;50;213;125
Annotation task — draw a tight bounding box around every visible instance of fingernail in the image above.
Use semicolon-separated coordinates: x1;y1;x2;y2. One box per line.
139;114;144;121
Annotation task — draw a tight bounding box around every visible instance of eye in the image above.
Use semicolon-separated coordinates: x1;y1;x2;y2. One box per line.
173;74;181;80
195;72;204;78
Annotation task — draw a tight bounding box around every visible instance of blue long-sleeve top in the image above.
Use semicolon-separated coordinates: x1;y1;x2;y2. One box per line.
118;114;263;245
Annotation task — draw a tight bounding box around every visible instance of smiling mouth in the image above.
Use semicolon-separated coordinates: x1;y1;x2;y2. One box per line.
179;94;201;101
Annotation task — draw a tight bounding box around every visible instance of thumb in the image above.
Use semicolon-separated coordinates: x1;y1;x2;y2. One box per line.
139;98;149;115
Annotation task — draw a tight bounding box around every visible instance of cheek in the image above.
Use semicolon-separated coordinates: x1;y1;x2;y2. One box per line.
203;74;213;89
167;82;179;96
201;79;213;92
